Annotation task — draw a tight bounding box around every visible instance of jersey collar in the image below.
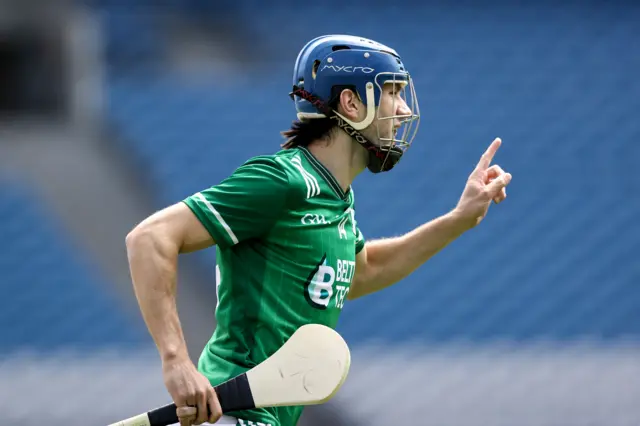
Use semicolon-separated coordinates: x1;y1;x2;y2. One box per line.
298;147;350;200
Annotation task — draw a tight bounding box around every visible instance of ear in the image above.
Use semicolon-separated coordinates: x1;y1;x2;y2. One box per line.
336;88;364;121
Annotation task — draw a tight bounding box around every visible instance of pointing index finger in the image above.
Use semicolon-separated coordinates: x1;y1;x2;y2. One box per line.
477;138;502;171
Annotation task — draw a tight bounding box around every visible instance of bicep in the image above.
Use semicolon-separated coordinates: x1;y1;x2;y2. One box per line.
174;202;216;253
131;202;216;254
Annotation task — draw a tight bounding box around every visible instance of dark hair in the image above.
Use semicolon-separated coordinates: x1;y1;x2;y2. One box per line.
281;85;357;149
280;117;337;149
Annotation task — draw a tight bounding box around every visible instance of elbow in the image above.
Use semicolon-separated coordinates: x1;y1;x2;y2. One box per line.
125;228;138;250
126;217;180;260
125;224;148;251
126;220;162;254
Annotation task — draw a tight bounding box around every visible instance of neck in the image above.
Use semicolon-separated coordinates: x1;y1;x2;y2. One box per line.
306;132;368;192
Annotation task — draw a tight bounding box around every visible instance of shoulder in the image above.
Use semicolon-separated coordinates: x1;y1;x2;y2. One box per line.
237;150;309;178
225;154;291;190
235;154;285;176
271;148;322;202
229;149;318;208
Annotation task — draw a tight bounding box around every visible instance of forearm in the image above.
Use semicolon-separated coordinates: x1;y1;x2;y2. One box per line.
126;227;189;363
350;210;470;299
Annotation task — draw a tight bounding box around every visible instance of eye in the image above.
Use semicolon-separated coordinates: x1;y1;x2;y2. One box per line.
387;83;403;96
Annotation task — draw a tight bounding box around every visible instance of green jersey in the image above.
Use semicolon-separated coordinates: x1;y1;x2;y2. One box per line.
182;146;365;426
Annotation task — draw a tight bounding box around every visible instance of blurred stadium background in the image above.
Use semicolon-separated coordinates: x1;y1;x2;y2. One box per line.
1;0;639;425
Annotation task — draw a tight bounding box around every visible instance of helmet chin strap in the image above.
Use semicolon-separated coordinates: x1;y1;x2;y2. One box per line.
290;85;403;173
328;114;402;173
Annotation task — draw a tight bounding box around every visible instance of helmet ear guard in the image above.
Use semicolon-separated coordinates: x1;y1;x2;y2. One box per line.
332;82;376;131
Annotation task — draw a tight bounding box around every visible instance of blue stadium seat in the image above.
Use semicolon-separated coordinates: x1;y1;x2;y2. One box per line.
0;181;151;354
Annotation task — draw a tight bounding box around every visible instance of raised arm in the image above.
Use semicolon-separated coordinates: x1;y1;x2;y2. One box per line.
350;138;512;300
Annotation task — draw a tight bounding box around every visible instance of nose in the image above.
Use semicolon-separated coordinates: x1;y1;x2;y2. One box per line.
396;98;411;118
394;99;412;128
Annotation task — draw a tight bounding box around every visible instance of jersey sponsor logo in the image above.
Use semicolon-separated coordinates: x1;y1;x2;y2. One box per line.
304;255;352;310
291;156;320;199
304;255;334;309
301;213;329;225
335;285;349;309
336;259;355;284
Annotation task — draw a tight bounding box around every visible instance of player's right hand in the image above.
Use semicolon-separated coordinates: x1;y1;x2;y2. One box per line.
162;358;222;426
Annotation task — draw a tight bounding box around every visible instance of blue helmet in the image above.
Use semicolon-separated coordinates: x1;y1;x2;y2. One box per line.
290;34;420;173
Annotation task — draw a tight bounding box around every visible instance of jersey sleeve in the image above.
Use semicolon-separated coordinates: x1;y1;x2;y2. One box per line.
355;225;366;254
182;157;289;249
350;191;366;254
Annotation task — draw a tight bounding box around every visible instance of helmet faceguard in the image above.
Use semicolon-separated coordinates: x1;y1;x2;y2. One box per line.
290;35;420;173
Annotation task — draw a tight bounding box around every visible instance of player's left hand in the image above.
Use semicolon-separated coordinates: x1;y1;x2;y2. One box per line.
453;137;512;229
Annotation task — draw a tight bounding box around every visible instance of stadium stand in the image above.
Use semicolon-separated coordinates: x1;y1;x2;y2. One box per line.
0;180;150;355
101;1;640;345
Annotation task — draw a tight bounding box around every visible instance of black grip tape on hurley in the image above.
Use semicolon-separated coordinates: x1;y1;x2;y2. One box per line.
216;373;256;413
145;373;255;426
